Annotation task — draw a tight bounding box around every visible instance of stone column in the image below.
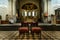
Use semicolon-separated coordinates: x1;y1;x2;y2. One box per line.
8;0;13;16
48;0;51;22
8;0;16;23
43;0;48;22
13;0;16;15
13;0;16;22
44;0;48;13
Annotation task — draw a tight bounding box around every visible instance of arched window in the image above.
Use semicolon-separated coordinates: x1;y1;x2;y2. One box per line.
28;12;31;16
51;0;60;6
25;11;27;16
32;11;35;16
0;0;8;7
0;0;8;20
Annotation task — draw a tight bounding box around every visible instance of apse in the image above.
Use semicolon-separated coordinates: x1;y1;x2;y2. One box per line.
16;0;43;22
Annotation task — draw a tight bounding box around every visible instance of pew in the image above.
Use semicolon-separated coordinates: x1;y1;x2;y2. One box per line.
56;20;60;24
1;20;9;24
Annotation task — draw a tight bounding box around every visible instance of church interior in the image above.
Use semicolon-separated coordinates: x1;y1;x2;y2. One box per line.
0;0;60;40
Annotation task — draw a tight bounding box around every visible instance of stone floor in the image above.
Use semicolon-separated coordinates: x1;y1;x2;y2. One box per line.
0;31;60;40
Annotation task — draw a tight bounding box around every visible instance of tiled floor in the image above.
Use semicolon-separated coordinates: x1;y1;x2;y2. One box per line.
0;31;60;40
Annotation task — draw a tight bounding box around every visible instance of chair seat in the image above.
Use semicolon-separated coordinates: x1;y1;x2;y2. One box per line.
19;27;29;32
32;27;41;32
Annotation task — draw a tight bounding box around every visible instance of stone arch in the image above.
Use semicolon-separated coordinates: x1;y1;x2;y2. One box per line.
21;3;38;10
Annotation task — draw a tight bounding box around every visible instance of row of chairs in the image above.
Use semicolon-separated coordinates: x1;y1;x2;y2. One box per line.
18;27;42;37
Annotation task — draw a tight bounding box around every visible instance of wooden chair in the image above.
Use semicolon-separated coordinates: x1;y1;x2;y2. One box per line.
31;27;42;38
18;27;29;36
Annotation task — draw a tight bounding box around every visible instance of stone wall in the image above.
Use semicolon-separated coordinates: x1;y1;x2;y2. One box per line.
0;0;57;20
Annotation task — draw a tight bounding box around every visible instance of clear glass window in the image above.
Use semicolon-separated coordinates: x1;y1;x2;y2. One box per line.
32;11;35;16
28;12;31;16
25;11;27;16
0;0;8;7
